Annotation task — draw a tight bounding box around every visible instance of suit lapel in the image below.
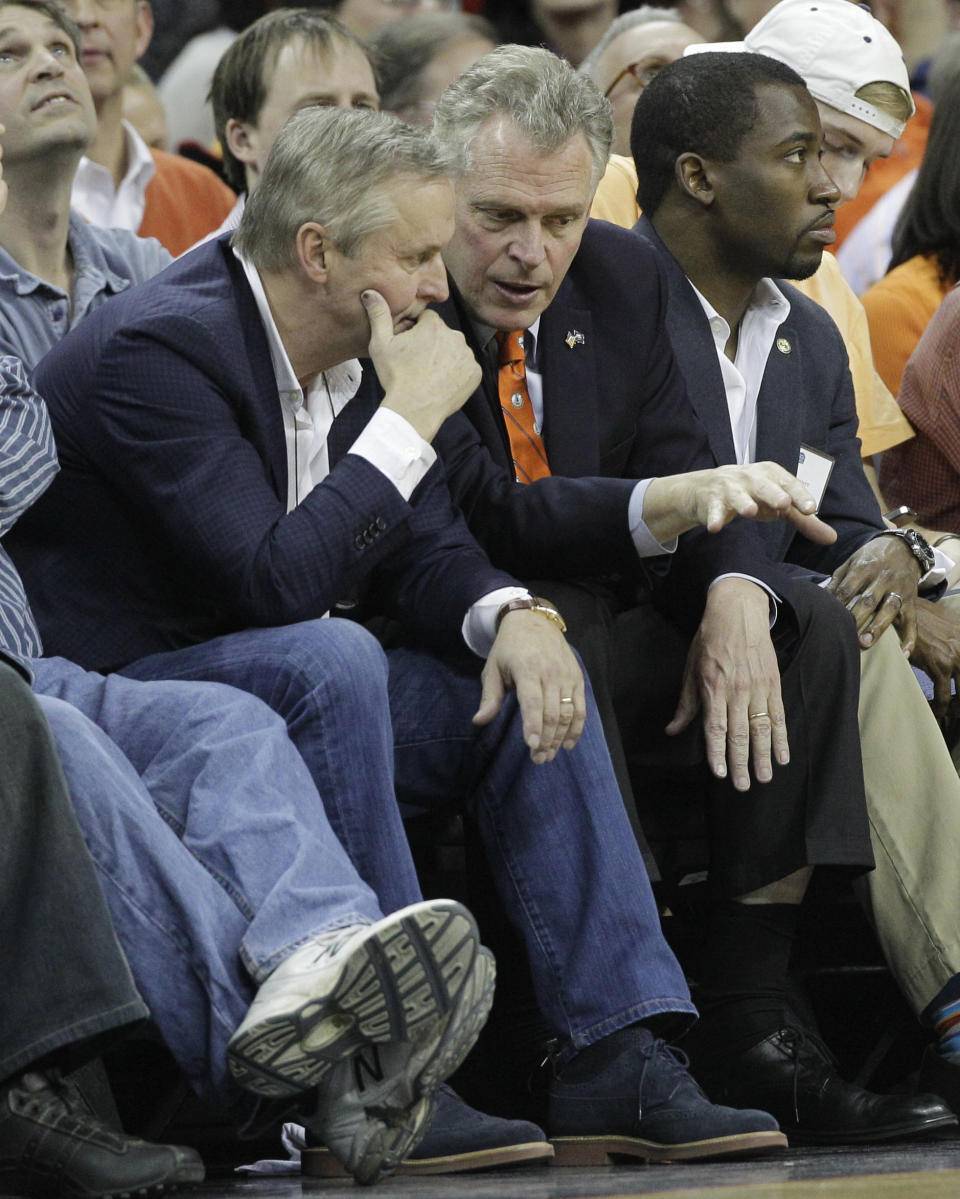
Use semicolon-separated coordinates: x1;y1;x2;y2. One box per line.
754;312;803;475
539;301;598;476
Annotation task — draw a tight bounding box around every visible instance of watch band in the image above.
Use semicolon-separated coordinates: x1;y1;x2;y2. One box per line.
496;596;567;634
874;528;935;576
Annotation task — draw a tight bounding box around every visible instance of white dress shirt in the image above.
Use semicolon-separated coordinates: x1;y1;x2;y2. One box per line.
236;250;525;654
72;121;156;233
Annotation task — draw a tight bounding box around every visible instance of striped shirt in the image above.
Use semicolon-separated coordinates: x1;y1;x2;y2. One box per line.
0;356;58;671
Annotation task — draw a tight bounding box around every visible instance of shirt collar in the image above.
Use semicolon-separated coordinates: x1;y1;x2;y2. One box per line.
690;276;791;344
472;314;543;368
74;120;156;197
0;212;133;301
233;247;361;402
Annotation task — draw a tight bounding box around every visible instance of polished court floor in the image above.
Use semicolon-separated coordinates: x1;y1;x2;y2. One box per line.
182;1136;960;1199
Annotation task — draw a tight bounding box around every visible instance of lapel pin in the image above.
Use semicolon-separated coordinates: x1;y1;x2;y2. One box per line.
565;330;585;349
776;337;792;354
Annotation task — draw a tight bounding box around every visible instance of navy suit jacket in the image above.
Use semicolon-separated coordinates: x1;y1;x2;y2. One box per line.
635;217;885;577
429;219;782;626
9;238;517;672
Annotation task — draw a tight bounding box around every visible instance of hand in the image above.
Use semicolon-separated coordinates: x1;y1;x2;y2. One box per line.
473;608;586;764
643;462;836;545
363;289;481;442
825;535;921;652
665;578;788;790
906;597;960;718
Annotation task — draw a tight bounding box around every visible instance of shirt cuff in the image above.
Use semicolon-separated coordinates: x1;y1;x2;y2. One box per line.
631;478;678;557
708;573;780;628
349;407;436;501
925;546;954;591
462;586;530;658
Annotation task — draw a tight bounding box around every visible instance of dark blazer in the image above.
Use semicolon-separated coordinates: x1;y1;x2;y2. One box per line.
8;237;516;672
635;217;885;576
430;219;782;625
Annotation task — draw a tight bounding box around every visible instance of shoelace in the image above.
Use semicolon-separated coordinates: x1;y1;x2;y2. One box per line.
774;1025;837;1123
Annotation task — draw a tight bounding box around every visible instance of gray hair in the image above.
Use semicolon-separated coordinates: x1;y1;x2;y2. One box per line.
369;12;498;118
432;44;613;190
578;6;683;83
233;106;452;271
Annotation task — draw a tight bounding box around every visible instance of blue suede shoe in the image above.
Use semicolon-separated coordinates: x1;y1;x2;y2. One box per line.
302;1086;554;1176
549;1024;787;1165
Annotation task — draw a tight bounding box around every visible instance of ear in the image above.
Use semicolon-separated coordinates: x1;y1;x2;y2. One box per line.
297;222;330;283
134;2;154;61
675;152;715;208
225;118;258;166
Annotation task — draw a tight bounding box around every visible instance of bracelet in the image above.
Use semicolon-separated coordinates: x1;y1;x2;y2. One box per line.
496;596;567;634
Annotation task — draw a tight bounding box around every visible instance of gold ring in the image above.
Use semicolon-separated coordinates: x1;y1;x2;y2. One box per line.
560;697;574;704
748;711;769;720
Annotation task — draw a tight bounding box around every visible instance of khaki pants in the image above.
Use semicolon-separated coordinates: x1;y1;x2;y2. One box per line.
857;611;960;1015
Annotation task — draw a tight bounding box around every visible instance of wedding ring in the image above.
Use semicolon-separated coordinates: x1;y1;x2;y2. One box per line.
560;697;574;704
748;711;769;720
887;591;904;605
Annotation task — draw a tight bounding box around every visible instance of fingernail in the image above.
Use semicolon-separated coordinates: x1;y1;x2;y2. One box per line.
361;290;374;306
757;767;771;782
778;750;789;764
862;633;873;646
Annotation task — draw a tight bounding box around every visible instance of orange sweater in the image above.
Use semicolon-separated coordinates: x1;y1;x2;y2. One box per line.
138;149;236;257
862;253;952;397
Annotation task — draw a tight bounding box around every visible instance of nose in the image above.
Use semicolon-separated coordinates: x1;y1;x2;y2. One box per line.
508;222;546;270
418;254;449;303
32;44;66;79
810;158;842;207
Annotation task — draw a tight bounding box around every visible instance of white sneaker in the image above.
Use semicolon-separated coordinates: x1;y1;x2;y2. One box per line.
304;946;497;1184
227;899;485;1100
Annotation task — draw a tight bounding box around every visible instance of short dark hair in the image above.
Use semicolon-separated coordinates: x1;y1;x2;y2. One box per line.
369;12;497;119
210;7;375;193
630;51;806;217
0;0;81;56
889;68;960;284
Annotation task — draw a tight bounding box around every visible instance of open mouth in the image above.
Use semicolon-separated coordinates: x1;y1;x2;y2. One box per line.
491;279;540;304
33;93;75;111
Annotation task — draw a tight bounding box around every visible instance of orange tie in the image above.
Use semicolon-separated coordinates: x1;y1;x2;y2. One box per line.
496;330;551;484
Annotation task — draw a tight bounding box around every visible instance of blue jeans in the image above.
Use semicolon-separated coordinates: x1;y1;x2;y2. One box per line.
31;656;383;1109
121;619;695;1053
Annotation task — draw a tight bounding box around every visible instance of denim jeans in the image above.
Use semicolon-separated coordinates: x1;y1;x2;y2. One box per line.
0;660;146;1083
31;656;383;1108
120;618;695;1054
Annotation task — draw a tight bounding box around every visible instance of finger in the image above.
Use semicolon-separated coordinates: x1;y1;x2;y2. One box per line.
361;289;394;354
897;602;918;657
932;667;952;719
665;668;700;736
746;706;773;784
472;664;505;728
783;510;837;545
768;688;790;767
858;591;906;647
725;699;751;792
512;670;547;761
561;681;587;749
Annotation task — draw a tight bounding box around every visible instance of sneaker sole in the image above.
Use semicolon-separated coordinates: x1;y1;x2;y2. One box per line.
550;1129;788;1164
228;899;482;1098
308;949;497;1184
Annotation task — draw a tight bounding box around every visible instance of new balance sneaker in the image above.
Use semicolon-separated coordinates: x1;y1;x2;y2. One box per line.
228;899;486;1099
302;944;497;1183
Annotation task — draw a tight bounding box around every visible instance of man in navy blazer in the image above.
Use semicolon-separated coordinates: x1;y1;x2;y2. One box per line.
416;45;960;1144
628;51;960;1128
8;105;796;1169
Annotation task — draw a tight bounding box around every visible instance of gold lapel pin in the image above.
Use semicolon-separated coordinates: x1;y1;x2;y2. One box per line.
776;337;792;354
565;330;585;349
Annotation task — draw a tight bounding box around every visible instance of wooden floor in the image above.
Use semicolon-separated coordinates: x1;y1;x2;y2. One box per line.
181;1135;960;1198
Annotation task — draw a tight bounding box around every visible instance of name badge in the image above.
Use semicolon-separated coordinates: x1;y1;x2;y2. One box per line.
796;444;834;512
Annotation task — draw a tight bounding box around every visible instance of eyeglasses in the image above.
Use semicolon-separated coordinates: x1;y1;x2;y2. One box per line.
603;59;665;99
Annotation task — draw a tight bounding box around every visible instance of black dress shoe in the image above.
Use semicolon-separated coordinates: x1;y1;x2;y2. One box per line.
918;1046;960;1116
693;1026;957;1145
548;1024;786;1165
0;1070;205;1198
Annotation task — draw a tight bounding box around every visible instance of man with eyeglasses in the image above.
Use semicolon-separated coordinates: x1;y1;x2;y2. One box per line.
578;6;703;156
64;0;236;254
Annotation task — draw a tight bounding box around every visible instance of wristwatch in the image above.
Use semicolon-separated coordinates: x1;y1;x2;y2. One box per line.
496;596;567;634
874;528;935;577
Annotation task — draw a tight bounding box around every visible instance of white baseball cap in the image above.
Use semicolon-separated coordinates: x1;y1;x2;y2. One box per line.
685;0;914;140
